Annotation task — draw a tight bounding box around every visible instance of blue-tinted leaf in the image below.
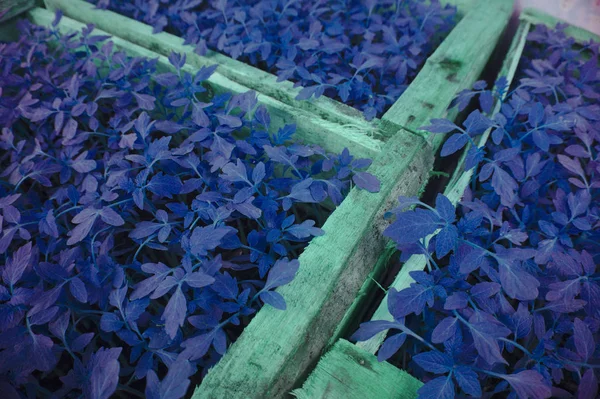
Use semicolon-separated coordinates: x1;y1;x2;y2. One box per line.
377;333;406;362
162;286;187;339
384;209;441;244
352;172;380;193
263;258;299;290
454;366;481;397
417;376;454;399
351;320;402;342
413;351;453;374
85;347;122;399
441;133;469;157
574;318;594;362
259;291;287;310
501;370;551;399
431;317;458;344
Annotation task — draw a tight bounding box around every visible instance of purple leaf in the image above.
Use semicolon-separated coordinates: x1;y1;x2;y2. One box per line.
2;242;32;286
100;207;125;226
417;376;454;399
377;333;407;362
85;347;122;399
578;369;598;399
384;209;441;244
352;171;381;193
263;258;299;290
454;366;481;397
413;351;453;374
351;320;403;342
259;290;287;310
431;317;458;344
162;286;187;339
574;318;595;362
501;370;551;399
441;133;469;156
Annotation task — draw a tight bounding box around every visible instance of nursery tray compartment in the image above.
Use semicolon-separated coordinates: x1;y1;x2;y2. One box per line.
44;0;478;142
16;0;512;397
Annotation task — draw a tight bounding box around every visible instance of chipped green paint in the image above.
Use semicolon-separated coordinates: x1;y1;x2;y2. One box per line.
291;339;422;399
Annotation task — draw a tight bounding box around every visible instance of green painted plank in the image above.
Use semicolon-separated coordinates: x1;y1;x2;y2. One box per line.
520;7;600;44
0;0;34;22
356;18;531;356
43;0;385;137
27;8;380;161
196;129;434;399
291;339;422;399
381;0;513;133
191;2;511;398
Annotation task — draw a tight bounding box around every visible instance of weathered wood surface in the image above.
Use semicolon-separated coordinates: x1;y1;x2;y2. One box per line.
291;339;422;399
189;2;512;398
28;8;379;161
0;0;34;23
521;7;600;44
357;16;530;355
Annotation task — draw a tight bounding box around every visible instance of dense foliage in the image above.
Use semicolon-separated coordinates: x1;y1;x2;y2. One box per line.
0;15;379;398
89;0;457;120
353;24;600;398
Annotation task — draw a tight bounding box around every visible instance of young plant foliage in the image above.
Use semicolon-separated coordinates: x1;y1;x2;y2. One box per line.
89;0;457;120
353;24;600;399
0;15;378;398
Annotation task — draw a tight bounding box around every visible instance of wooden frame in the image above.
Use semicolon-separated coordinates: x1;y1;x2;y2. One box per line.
15;1;513;397
294;9;600;399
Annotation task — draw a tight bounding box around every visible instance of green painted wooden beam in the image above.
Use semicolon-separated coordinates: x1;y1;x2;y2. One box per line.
191;2;512;398
27;7;380;161
291;339;422;399
357;16;531;356
521;7;600;44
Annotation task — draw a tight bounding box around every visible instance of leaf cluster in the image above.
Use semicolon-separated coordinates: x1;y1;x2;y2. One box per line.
353;24;600;399
0;15;378;398
90;0;457;120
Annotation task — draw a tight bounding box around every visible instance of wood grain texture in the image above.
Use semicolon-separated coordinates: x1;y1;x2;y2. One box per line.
0;0;34;22
521;7;600;44
357;16;530;356
290;339;422;399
